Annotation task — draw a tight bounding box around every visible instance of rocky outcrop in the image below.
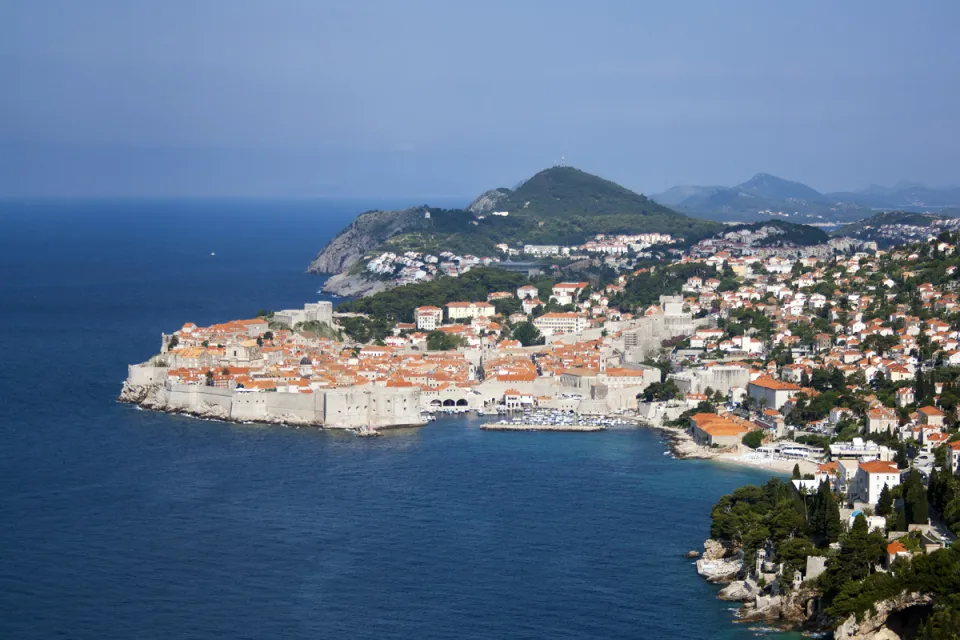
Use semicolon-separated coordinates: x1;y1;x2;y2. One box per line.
738;585;821;628
696;540;742;582
702;538;732;561
833;592;933;640
718;579;760;602
118;380;152;404
467;188;510;214
321;272;392;298
697;557;742;582
307;207;428;275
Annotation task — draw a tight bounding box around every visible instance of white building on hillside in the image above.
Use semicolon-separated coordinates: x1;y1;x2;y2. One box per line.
414;306;443;331
445;301;496;322
534;312;587;336
851;460;901;506
550;282;590;306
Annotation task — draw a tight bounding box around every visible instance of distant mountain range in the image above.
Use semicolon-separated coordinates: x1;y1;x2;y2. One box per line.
652;174;960;223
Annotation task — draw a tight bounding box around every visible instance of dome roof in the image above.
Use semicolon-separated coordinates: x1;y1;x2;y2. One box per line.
299;357;312;365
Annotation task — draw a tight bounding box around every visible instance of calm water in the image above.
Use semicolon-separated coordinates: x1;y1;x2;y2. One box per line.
0;200;796;639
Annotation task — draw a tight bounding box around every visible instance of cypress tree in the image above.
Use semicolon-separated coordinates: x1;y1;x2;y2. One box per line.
792;463;802;480
895;442;909;469
928;467;940;512
877;484;894;516
912;491;929;525
895;506;908;531
825;489;843;543
940;473;959;515
904;472;929;525
808;480;828;537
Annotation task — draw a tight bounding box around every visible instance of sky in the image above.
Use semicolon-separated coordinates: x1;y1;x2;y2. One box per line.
1;0;958;198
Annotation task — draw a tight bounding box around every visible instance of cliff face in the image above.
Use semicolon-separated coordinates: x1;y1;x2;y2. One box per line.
306;206;428;274
467;188;510;214
833;592;933;640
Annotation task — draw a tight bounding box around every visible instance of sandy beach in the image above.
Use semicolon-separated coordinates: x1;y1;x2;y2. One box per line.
713;450;817;475
630;417;818;475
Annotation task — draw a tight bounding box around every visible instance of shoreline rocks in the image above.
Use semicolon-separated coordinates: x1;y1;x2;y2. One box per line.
717;579;759;602
696;541;742;583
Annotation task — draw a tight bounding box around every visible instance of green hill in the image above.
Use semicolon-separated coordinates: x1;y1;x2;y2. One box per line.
309;166;722;276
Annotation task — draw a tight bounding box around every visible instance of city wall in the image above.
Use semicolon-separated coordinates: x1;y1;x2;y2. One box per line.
126;366;423;429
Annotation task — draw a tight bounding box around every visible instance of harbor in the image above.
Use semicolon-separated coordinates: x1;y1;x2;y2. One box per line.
481;409;630;432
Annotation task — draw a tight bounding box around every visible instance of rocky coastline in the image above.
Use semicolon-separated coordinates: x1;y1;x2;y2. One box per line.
306;206;428;276
693;537;938;639
695;537;826;633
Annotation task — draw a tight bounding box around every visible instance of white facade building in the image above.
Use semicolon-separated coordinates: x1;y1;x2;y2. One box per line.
445;301;496;322
534;312;587;336
414;306;443;331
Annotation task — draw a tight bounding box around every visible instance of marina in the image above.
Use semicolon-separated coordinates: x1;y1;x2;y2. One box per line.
482;410;630;432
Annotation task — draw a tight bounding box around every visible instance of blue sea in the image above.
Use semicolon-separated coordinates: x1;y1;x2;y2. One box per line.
0;200;799;640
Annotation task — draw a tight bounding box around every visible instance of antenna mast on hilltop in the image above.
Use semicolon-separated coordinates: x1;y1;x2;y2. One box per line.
559;156;566;167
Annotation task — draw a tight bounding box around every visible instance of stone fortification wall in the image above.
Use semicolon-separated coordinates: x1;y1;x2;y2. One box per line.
475;378;557;406
670;366;750;395
166;384;235;414
324;386;421;427
130;374;422;429
128;364;167;386
636;401;688;425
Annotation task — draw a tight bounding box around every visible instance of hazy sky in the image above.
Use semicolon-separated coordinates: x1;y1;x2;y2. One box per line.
2;0;958;198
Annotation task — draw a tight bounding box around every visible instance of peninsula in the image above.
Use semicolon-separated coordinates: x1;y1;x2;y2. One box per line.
121;177;960;636
122;178;960;636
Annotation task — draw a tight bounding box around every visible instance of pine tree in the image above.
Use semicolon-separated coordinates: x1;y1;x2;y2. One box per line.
877;484;894;516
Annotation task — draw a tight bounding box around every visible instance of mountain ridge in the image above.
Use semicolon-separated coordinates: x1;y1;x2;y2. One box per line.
308;166;722;292
653;174;960;223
